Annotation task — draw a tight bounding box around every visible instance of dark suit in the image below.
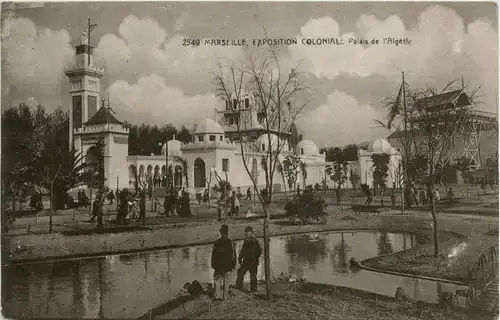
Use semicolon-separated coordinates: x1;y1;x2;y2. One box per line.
236;237;262;291
211;236;236;300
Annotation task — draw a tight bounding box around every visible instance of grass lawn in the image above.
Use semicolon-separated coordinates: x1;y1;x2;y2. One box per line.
160;283;477;320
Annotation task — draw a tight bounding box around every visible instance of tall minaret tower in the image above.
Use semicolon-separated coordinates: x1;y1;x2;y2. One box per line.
65;19;105;151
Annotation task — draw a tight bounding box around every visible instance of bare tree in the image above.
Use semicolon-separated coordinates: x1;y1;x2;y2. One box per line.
214;41;311;300
378;78;477;257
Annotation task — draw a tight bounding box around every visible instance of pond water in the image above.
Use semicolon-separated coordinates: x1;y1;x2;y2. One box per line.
2;231;467;319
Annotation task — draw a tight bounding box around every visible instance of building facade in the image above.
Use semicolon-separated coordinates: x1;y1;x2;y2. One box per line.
65;34;327;194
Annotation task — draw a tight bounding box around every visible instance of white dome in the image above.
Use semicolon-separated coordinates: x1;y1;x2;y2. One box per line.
194;118;224;134
367;138;392;154
161;140;181;156
296;140;319;155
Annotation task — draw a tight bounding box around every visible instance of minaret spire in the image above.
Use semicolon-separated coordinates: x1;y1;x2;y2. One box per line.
87;18;97;65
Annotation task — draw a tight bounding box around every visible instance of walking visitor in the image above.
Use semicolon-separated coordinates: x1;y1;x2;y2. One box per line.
107;190;115;205
419;188;427;205
364;187;373;205
211;224;236;301
236;226;262;292
391;189;397;206
230;191;240;216
447;188;454;207
435;189;441;202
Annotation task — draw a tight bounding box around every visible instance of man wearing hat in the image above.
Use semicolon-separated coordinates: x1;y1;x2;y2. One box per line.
211;224;237;300
236;226;262;292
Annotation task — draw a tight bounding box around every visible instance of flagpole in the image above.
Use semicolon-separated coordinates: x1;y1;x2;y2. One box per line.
401;71;406;215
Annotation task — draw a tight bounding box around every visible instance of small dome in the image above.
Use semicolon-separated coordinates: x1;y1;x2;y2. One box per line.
367;138;392;154
296;140;319;155
194;118;224;134
161;140;181;156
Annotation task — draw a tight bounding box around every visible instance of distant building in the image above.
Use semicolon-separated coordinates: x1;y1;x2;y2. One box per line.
65;34;326;193
325;138;402;190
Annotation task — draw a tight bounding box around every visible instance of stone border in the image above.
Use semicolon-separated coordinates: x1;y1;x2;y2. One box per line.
6;226;424;265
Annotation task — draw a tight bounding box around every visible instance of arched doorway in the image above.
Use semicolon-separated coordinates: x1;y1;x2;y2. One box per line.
161;165;167;187
154;165;160;187
86;146;103;186
139;165;145;183
147;165;153;185
174;165;183;187
194;158;206;188
129;165;137;188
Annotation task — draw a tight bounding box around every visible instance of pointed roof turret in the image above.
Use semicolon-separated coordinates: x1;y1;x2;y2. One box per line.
84;99;123;126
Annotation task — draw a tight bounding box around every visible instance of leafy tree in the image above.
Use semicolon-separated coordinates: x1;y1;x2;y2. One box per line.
1;104;41;215
126;122;192;156
343;144;359;161
285;187;327;224
326;147;349;207
300;161;308;187
371;153;390;206
282;154;301;195
406;154;429;185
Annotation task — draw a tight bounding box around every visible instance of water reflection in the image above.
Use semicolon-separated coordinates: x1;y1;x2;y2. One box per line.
377;232;394;255
332;233;351;272
285;234;328;269
3;231;467;319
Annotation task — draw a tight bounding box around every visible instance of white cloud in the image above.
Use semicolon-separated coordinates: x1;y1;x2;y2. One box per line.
289;5;498;112
1;16;73;108
95;15;244;79
108;74;219;128
296;91;388;147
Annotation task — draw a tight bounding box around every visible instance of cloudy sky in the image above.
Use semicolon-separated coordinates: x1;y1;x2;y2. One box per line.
1;2;498;147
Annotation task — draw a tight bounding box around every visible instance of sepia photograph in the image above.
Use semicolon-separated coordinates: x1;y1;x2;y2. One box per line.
1;1;498;319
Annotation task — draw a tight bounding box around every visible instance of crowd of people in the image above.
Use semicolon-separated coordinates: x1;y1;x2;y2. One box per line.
211;224;262;300
162;187;192;217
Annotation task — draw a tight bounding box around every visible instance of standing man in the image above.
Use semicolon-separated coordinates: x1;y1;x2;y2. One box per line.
211;224;236;301
246;187;251;200
236;226;262;292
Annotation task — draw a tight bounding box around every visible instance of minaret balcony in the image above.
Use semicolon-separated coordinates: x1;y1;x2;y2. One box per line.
64;64;105;77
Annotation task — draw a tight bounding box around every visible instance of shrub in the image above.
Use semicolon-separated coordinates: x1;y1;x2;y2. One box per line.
285;189;327;224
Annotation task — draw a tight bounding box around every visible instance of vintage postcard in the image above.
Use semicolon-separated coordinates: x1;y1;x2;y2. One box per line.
1;1;498;319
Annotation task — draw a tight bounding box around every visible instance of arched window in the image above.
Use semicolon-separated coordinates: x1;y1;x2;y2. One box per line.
245;98;249;109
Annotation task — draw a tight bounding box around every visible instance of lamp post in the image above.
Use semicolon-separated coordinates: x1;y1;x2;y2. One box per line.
88;170;99;217
158;140;169;202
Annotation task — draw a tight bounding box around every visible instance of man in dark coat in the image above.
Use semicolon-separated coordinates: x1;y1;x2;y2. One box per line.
211;224;236;300
236;226;262;292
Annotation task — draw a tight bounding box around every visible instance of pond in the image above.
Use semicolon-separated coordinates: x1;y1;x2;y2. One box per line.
2;231;466;319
